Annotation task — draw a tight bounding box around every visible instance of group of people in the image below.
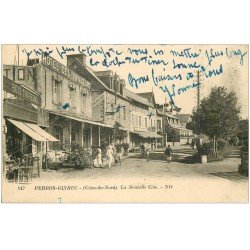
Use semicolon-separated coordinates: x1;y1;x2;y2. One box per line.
140;144;173;163
95;144;120;168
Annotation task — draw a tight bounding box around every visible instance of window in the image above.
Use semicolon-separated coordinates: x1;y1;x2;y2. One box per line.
53;79;62;105
116;81;120;94
69;86;76;108
145;117;147;127
110;79;114;90
111;103;114;112
81;92;87;112
123;108;126;120
135;115;138;127
18;69;24;80
54;126;63;143
157;120;161;130
151;119;153;127
132;114;134;125
139;116;141;127
120;84;123;96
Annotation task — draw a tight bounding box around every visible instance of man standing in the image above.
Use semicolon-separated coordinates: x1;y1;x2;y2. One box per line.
146;148;150;162
164;145;173;163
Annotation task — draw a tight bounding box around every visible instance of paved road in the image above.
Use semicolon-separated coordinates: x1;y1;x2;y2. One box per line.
18;152;249;202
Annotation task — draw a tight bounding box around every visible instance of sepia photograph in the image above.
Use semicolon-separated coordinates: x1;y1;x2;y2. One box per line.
1;44;249;203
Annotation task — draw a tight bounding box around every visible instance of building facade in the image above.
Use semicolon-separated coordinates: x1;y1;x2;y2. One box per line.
65;54;131;146
125;90;162;149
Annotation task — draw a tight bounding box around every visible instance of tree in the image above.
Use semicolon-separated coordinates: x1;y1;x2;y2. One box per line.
167;128;180;146
113;122;127;143
237;119;248;146
190;87;240;156
186;121;194;131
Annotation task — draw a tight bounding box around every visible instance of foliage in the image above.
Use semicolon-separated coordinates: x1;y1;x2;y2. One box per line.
228;135;239;146
50;141;64;151
186;121;194;131
237;119;248;146
65;144;92;169
217;139;226;151
198;142;212;155
241;144;248;152
190;87;240;139
167;128;180;142
100;139;108;156
113;122;127;141
115;144;123;153
189;87;240;157
122;143;130;154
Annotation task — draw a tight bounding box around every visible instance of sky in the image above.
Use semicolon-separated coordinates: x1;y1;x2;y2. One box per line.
2;44;249;118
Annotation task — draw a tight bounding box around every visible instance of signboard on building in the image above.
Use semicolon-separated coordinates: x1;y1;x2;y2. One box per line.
38;109;50;127
41;54;90;87
3;76;41;106
3;99;38;123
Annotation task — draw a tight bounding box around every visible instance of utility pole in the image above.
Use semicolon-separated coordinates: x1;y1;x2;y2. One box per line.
197;70;200;110
196;70;201;144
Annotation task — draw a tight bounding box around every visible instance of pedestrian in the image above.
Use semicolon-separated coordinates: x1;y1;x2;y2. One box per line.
96;147;102;167
140;144;145;157
146;148;150;162
106;145;114;168
191;139;195;149
164;145;173;163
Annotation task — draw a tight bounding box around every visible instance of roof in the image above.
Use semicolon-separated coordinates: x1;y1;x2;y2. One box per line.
124;89;151;107
94;70;114;77
176;114;191;124
137;92;153;102
166;113;179;119
132;131;162;139
67;57;129;101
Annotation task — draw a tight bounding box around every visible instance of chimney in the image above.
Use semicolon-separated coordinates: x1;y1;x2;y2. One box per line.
66;53;87;67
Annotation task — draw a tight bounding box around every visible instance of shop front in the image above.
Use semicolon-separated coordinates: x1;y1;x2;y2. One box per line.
130;131;162;150
2;76;58;180
45;110;114;162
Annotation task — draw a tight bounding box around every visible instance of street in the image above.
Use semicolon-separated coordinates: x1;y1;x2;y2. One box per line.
33;150;249;203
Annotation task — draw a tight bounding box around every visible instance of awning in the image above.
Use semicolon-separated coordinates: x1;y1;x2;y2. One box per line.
7;119;59;142
48;110;114;128
25;123;59;141
170;125;185;130
138;131;162;139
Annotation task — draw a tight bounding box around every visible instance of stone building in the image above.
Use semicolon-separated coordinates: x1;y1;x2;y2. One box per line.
124;89;162;149
65;54;131;146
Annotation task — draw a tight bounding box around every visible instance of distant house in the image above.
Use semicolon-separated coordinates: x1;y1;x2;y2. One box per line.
176;114;191;128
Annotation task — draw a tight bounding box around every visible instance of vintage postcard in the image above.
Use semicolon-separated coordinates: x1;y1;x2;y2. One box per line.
1;44;249;203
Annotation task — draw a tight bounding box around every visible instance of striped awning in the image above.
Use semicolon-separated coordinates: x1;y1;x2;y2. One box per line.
7;119;59;142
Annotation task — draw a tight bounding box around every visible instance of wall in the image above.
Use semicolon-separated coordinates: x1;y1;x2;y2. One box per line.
3;65;37;91
105;92;131;131
36;64;92;119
